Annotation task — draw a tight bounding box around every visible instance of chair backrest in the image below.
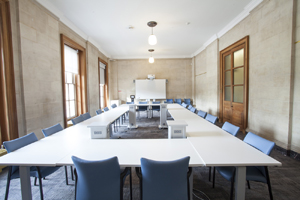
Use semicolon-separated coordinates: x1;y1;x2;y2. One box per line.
42;123;63;137
81;112;91;120
126;102;134;104
166;99;173;103
71;115;85;125
197;110;207;118
138;101;148;111
243;132;275;155
152;101;160;110
187;105;193;110
175;99;182;104
205;114;217;124
140;157;190;200
190;107;196;113
95;109;102;115
111;104;117;108
103;107;109;112
4;132;38;175
181;102;187;108
184;98;191;105
72;156;121;200
222;122;240;137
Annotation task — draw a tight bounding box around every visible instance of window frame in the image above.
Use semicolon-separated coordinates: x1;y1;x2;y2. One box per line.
61;34;87;128
98;58;109;109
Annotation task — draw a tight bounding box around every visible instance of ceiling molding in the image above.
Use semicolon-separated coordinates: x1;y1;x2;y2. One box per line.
191;0;263;57
113;55;193;60
36;0;111;58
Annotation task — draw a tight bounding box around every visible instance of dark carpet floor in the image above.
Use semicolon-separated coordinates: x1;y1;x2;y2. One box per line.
0;112;299;200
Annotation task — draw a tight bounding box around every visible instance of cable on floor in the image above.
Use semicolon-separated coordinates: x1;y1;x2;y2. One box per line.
193;188;210;200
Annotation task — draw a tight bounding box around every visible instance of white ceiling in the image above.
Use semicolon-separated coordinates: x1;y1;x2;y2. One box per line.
38;0;261;59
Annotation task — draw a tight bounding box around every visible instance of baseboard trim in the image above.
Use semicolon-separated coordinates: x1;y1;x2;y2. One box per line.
274;145;300;161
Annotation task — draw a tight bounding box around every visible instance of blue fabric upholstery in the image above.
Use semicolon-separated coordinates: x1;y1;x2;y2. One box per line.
165;99;173;103
111;104;117;108
81;112;91;120
222;122;240;136
189;107;196;113
72;156;121;200
152;101;160;111
137;102;148;111
103;107;109;112
126;102;134;104
197;110;207;118
42;123;63;137
95;109;102;115
3;132;60;199
184;98;191;105
71;115;84;125
244;132;275;155
205;114;217;124
187;105;193;110
140;157;190;200
175;99;182;104
181;102;187;108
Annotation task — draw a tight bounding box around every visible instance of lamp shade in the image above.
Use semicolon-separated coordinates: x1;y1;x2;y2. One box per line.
148;34;157;45
149;56;154;63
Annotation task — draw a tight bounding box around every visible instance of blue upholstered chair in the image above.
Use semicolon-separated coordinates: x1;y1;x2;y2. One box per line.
81;112;91;121
212;132;275;200
111;104;117;109
184;98;191;105
103;107;109;112
135;157;192;200
137;102;148;118
222;122;240;136
42;124;74;185
197;110;207;118
189;107;196;113
175;99;182;104
181;102;187;108
187;105;193;110
71;115;84;125
3;133;60;200
96;109;102;115
164;99;173;104
151;101;160;116
126;102;134;104
72;156;132;200
205;114;217;124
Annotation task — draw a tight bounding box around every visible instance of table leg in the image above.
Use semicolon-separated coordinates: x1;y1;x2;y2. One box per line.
19;166;32;200
235;166;246;200
190;169;194;200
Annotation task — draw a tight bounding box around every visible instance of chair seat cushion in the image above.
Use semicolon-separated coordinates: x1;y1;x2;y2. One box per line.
246;166;267;183
215;166;235;181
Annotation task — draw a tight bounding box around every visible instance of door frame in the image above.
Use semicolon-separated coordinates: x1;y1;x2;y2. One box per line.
219;36;249;131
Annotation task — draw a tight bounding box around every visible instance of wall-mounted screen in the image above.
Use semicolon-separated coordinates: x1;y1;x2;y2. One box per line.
135;79;166;99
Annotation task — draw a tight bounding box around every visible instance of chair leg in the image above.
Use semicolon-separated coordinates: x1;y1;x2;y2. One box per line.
212;167;216;188
71;166;74;181
247;180;251;189
265;167;273;200
5;167;12;200
129;168;132;200
74;169;78;200
209;167;211;182
36;167;44;200
229;169;236;200
64;166;69;185
34;177;38;186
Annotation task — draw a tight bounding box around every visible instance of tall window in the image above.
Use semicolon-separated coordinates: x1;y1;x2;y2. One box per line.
61;35;87;128
99;61;106;108
64;45;78;119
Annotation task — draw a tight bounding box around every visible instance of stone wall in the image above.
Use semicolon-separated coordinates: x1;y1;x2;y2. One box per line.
110;59;193;103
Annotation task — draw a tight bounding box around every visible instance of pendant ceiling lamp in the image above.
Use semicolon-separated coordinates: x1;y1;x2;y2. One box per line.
148;49;155;63
147;21;157;45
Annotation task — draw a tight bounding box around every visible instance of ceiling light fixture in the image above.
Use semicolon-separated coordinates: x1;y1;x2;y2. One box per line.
147;21;157;45
148;49;155;63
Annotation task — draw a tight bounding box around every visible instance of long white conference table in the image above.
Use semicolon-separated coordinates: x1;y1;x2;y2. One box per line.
0;103;281;200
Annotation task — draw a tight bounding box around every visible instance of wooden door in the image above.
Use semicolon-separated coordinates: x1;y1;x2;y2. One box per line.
220;36;248;131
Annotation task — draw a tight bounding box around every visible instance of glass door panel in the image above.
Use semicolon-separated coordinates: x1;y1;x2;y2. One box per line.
234;49;244;67
233;67;244;85
225;86;231;101
233;86;243;103
225;71;231;85
225;54;231;70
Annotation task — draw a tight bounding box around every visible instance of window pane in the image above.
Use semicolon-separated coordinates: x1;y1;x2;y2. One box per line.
225;71;231;85
225;86;231;101
101;97;104;108
234;67;244;85
65;84;69;100
70;100;76;117
100;68;105;85
100;85;104;96
69;84;75;100
64;45;79;74
225;54;231;70
234;49;244;67
66;101;70;118
66;72;73;84
233;86;243;103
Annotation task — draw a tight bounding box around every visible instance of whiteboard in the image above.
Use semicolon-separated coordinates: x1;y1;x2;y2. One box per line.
135;79;166;99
